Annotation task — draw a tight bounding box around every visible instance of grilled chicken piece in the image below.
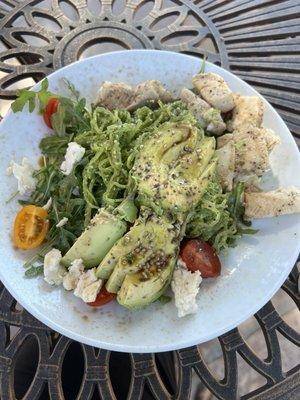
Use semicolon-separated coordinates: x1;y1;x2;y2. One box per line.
234;126;280;176
180;88;209;125
260;127;281;152
216;140;235;191
227;95;264;132
217;127;280;177
192;73;235;112
127;80;173;110
234;128;269;176
244;187;300;218
180;88;226;135
95;82;135;110
95;80;173;111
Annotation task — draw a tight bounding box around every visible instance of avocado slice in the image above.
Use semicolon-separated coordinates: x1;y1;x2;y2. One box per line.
113;197;137;223
96;221;149;280
100;209;180;297
133;122;216;213
61;208;127;268
117;258;175;309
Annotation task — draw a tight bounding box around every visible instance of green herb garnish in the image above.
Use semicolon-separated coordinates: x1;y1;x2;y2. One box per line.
25;265;44;278
11;78;55;113
199;55;207;74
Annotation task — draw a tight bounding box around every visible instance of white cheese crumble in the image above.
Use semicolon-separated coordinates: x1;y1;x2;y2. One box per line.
43;197;52;211
44;249;66;286
177;258;188;269
56;217;69;228
7;157;36;195
74;268;103;303
171;261;202;318
63;259;85;291
60;142;85;176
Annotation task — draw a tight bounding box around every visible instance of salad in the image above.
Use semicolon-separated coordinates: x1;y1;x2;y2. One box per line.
8;65;300;318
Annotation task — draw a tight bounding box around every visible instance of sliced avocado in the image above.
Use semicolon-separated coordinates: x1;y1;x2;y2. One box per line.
96;223;145;280
113;197;137;223
176;136;215;178
61;208;127;268
117;258;175;309
105;252;144;293
133;122;216;213
101;209;180;295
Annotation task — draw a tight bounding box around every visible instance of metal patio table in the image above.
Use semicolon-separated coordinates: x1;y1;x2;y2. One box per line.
0;1;299;399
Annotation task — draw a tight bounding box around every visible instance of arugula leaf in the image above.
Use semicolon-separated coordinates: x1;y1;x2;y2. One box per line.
5;190;19;204
228;182;246;223
25;265;44;278
199;55;207;74
51;103;66;135
238;226;258;235
11;90;36;112
37;79;55;112
39;135;70;156
228;182;256;229
11;78;56;114
51;97;90;136
63;78;80;100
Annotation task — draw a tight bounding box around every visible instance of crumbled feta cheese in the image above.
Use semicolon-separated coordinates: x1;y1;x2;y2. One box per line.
44;249;66;285
63;259;85;291
74;268;103;303
177;258;188;269
43;197;52;211
56;217;69;228
60;142;85;175
171;262;202;318
7;158;36;195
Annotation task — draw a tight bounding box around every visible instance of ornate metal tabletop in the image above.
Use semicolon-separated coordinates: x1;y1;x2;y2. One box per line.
0;1;299;399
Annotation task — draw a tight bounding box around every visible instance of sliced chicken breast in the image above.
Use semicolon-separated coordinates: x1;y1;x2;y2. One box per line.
180;88;210;126
234;129;269;176
216;140;235;191
192;73;235;112
95;80;173;111
127;80;173;110
227;95;264;132
180;88;226;135
233;126;280;176
95;82;135;110
260;127;281;152
245;187;300;218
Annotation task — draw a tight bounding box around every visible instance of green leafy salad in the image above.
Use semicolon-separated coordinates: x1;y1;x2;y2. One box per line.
9;72;258;316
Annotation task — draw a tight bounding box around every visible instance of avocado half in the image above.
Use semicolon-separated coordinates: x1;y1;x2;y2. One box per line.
132;122;217;214
97;208;181;309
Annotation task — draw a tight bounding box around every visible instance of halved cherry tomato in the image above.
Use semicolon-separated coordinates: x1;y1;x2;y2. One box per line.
180;239;221;278
13;205;49;250
87;287;116;307
43;98;59;128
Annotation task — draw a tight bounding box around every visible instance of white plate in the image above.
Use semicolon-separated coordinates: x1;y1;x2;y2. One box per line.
0;50;299;353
